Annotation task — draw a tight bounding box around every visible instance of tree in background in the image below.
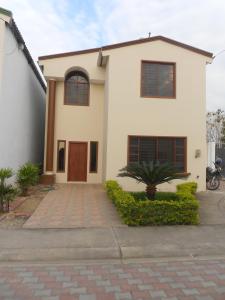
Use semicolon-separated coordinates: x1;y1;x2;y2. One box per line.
207;109;225;146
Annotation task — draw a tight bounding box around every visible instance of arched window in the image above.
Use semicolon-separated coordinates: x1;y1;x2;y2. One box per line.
64;71;89;105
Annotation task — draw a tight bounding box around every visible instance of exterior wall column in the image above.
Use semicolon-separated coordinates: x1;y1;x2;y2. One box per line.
46;79;56;172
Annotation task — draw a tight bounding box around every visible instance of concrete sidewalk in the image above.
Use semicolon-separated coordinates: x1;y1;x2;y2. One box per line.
198;190;225;225
1;225;225;261
1;189;225;262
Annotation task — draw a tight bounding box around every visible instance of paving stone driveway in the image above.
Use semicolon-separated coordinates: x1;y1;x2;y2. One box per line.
23;184;124;229
1;259;225;300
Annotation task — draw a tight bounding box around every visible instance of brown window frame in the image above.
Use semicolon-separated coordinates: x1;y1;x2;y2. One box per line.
127;135;187;174
64;71;90;106
57;140;66;173
141;60;176;99
89;141;98;173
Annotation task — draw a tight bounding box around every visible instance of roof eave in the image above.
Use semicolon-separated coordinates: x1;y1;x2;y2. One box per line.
9;19;46;91
0;7;12;17
38;35;213;61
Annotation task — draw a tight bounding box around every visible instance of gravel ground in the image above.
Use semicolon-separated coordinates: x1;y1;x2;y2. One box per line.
0;185;54;229
219;179;225;191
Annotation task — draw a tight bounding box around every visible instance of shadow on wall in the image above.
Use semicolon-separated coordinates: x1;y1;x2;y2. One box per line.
27;72;46;167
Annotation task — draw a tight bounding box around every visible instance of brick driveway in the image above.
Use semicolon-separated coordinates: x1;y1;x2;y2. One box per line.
23;184;123;228
1;259;225;299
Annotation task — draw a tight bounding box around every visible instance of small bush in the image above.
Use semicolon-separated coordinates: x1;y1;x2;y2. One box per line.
105;180;199;226
0;168;17;212
131;191;179;201
130;192;147;201
176;182;197;194
16;163;40;196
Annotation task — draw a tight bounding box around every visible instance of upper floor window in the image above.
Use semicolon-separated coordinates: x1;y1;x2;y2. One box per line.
141;61;176;98
64;71;89;105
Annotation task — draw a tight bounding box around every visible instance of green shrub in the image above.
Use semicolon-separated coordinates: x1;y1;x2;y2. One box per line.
155;192;179;201
176;182;197;194
176;191;196;202
131;191;179;201
0;168;17;212
130;192;147;201
105;180;123;204
16;163;40;196
105;180;199;226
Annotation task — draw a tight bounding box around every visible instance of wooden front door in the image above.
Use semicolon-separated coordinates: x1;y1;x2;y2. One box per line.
68;142;87;182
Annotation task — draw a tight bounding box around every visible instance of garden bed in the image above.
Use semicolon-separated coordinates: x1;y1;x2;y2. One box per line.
105;181;199;226
0;185;53;228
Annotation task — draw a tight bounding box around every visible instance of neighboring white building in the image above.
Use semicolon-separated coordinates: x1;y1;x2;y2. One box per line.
0;7;46;173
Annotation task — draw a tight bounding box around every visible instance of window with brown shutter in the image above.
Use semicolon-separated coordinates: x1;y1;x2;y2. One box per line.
141;61;176;98
128;136;186;172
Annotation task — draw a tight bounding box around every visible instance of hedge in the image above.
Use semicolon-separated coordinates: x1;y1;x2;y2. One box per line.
105;180;199;226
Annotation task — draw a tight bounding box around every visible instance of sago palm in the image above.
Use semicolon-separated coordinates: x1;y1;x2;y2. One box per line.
16;163;40;196
118;161;185;200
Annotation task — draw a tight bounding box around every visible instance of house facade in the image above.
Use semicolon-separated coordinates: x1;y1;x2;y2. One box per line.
0;7;46;173
39;36;212;191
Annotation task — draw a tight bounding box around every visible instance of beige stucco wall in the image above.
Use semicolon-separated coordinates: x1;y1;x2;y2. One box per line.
53;81;104;183
41;52;105;183
102;62;110;182
41;52;105;83
103;40;210;191
40;39;211;191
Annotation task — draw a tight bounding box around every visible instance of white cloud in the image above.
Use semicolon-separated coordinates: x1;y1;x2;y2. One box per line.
0;0;101;57
0;0;224;110
93;0;225;111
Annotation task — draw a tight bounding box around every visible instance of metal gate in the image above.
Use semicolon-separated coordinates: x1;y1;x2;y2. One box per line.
215;143;225;177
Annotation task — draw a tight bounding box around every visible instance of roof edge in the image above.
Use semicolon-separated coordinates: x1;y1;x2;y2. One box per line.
39;47;101;60
0;7;12;17
0;6;46;91
39;35;213;61
9;19;46;91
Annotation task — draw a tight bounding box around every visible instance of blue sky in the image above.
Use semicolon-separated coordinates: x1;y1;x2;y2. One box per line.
0;0;225;110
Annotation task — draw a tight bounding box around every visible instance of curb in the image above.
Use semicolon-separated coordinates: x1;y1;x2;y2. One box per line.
1;244;225;262
0;247;121;262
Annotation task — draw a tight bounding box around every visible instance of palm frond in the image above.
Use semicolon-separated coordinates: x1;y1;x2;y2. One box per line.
118;161;185;185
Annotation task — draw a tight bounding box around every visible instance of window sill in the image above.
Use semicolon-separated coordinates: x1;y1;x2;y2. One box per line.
64;103;89;106
141;95;176;99
176;172;191;177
